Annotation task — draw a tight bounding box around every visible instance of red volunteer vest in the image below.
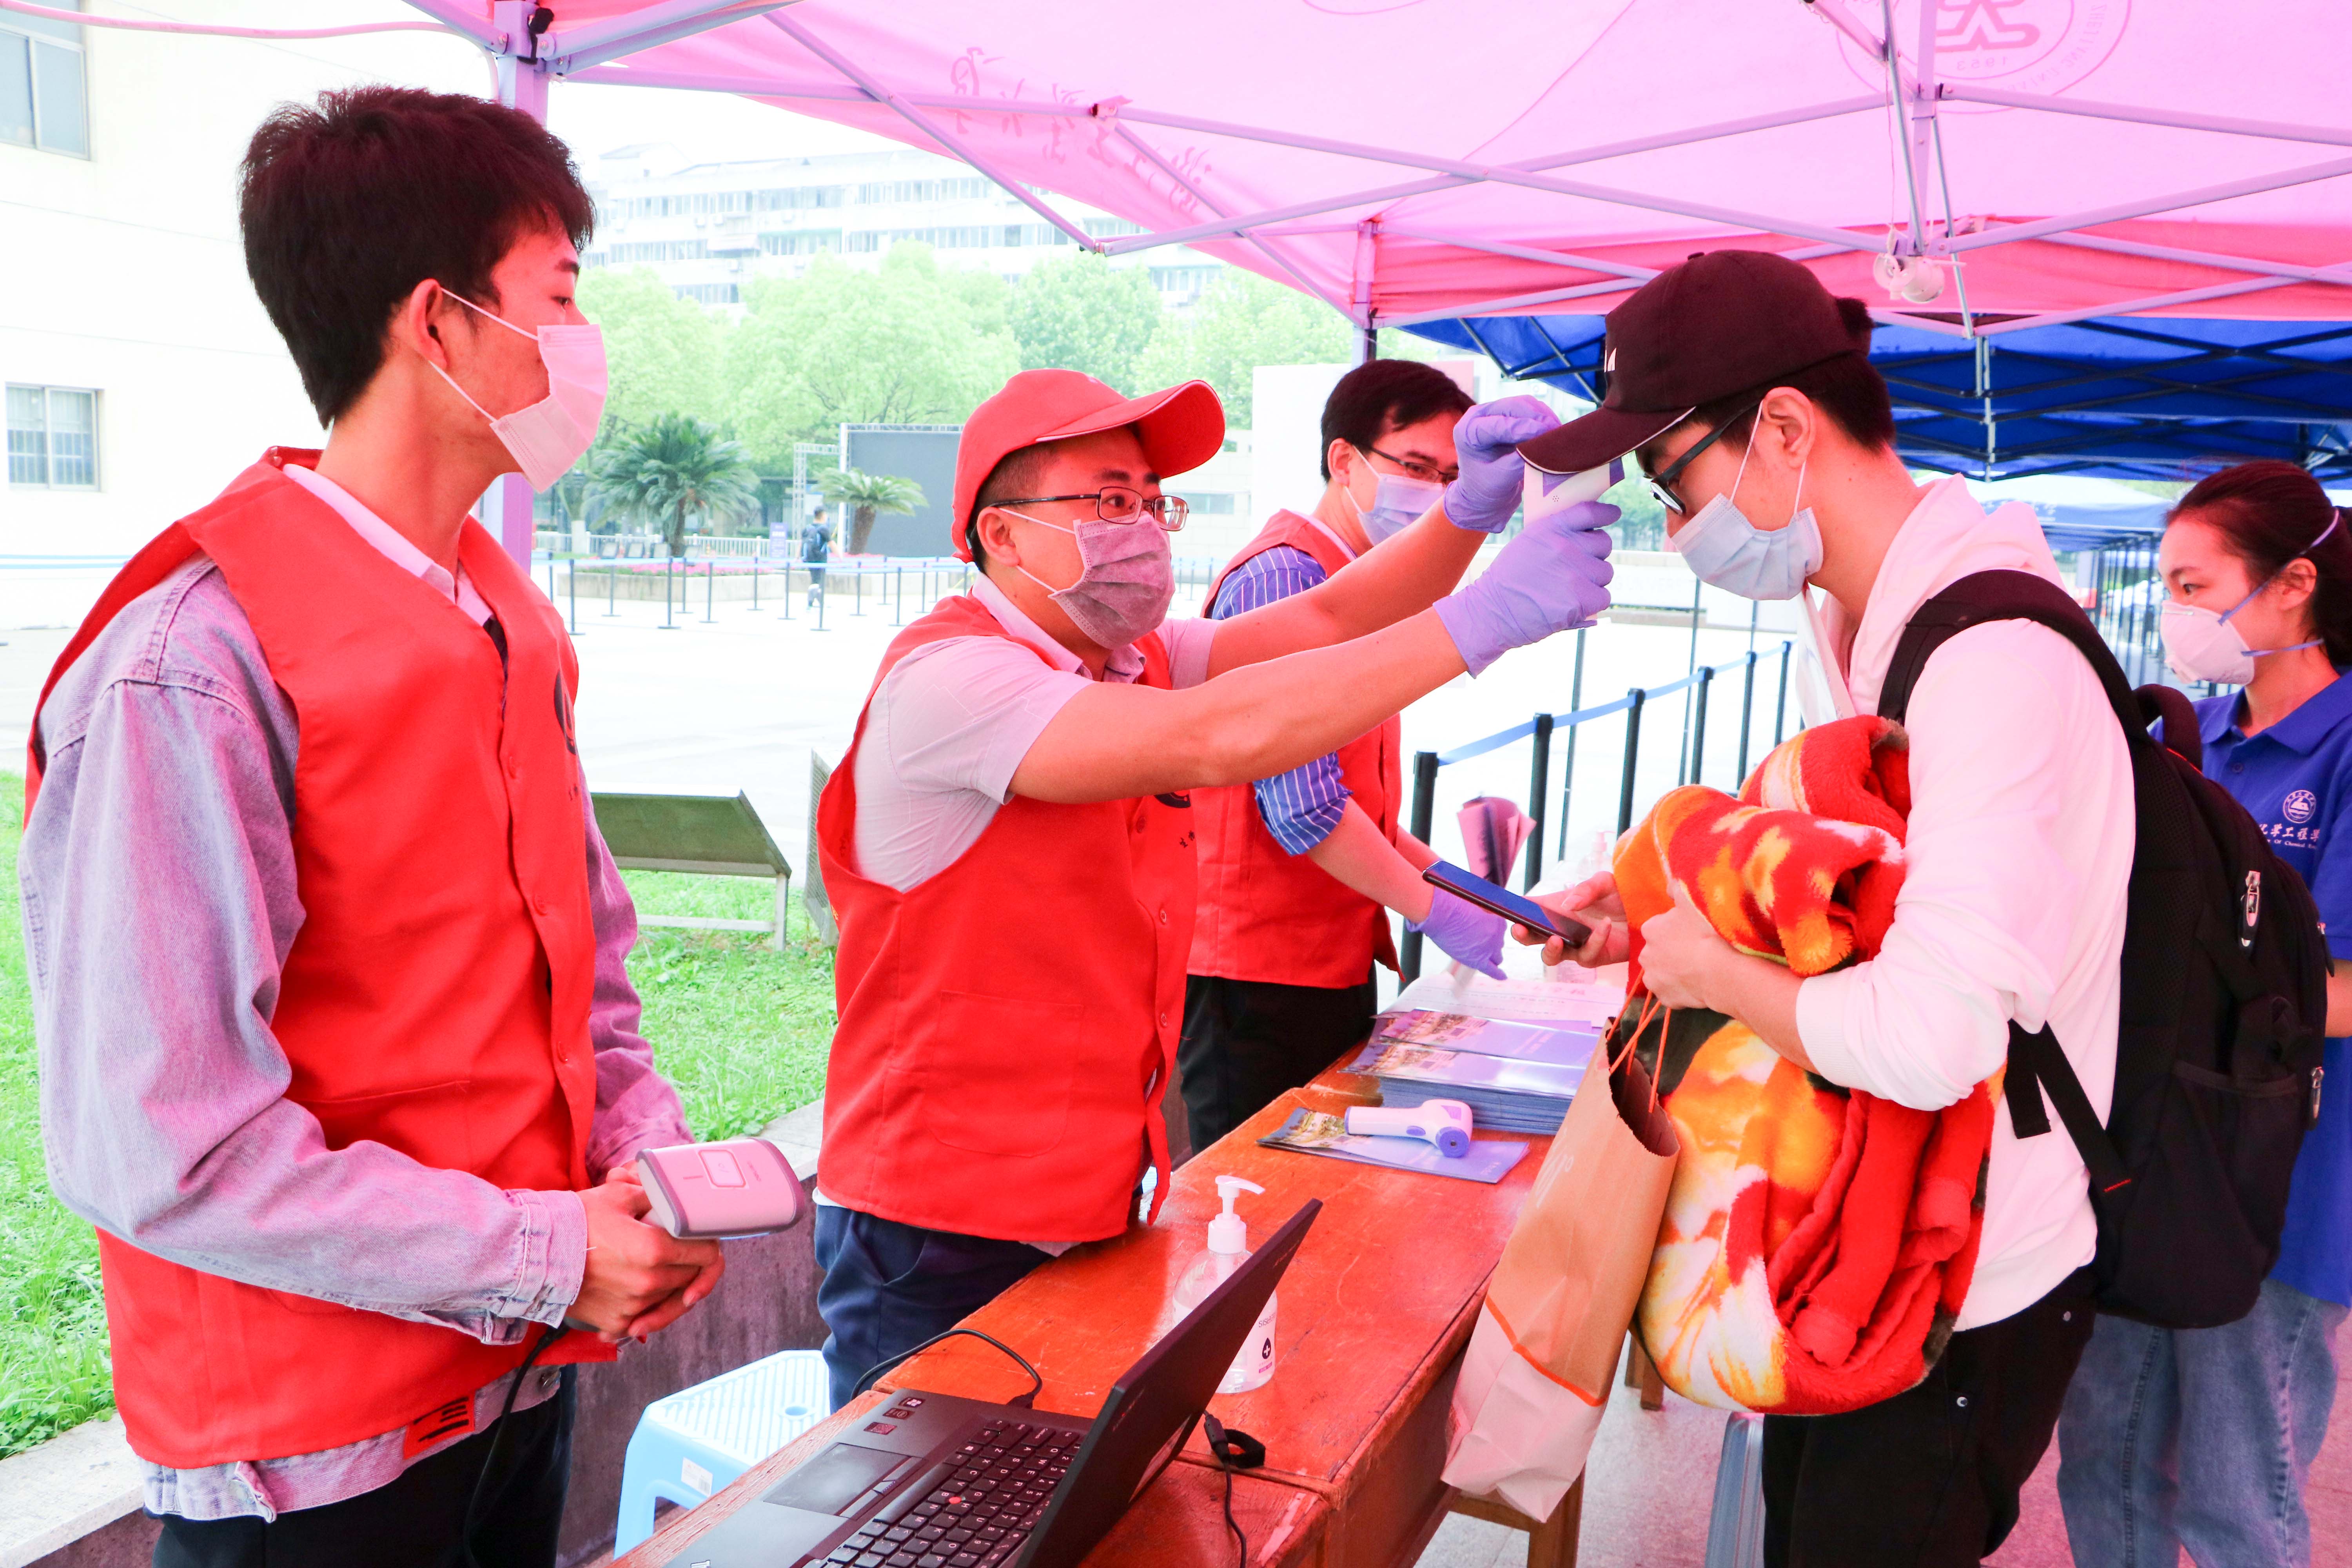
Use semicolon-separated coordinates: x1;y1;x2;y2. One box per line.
817;596;1196;1242
26;452;613;1470
1188;512;1402;989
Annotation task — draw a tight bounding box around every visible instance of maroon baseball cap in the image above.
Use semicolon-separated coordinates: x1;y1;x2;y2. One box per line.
1517;251;1870;476
951;369;1225;561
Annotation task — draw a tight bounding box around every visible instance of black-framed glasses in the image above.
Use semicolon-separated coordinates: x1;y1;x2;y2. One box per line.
1642;399;1756;516
991;485;1189;531
1362;444;1460;486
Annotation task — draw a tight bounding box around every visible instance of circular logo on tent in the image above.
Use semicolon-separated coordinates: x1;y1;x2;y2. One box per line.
2285;789;2318;825
1838;1;2129;105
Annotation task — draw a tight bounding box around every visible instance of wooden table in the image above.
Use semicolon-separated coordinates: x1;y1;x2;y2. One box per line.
619;1067;1554;1568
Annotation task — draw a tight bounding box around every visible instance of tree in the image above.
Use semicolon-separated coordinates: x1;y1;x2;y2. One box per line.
820;468;927;555
1134;269;1355;428
1007;252;1162;392
724;246;1019;471
586;413;760;558
577;266;728;436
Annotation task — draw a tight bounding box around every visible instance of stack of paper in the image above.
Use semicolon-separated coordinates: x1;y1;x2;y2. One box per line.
1345;1010;1602;1135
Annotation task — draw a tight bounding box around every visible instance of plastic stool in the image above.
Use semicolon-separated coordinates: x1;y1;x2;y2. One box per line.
1702;1412;1767;1568
614;1348;831;1554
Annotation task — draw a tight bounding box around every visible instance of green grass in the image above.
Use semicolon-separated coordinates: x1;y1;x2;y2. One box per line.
0;775;114;1457
0;794;833;1459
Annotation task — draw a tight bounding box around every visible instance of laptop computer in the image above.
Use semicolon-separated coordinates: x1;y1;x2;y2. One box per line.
661;1199;1319;1568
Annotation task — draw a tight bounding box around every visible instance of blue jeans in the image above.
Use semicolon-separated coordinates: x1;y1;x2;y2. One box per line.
813;1205;1050;1413
2056;1278;2346;1567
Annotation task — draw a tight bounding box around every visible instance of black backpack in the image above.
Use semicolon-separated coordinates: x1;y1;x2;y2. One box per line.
1878;570;2329;1328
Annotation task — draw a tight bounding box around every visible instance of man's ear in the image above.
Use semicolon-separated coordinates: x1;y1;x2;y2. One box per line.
973;505;1020;568
1755;387;1817;470
1326;437;1361;489
388;279;459;372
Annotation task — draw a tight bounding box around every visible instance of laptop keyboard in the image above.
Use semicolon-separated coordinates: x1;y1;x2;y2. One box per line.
822;1420;1080;1568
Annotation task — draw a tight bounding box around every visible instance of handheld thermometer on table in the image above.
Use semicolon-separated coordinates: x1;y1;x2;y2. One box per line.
1346;1099;1475;1159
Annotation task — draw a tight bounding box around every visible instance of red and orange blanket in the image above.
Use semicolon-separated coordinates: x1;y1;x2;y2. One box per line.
1609;715;1999;1415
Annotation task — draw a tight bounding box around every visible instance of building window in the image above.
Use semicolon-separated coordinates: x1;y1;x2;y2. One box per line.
607;240;708;264
1085;217;1145;238
760;230;841;257
672;283;739;306
0;0;88;156
7;384;98;488
1173;491;1238;515
756;185;844;211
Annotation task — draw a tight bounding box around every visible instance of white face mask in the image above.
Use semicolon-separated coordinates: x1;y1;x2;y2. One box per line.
1665;434;1823;601
428;289;607;492
1346;469;1446;546
1001;509;1175;650
2161;514;2338;686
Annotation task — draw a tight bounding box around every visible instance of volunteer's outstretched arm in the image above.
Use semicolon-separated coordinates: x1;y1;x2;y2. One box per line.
1012;502;1613;803
1206;398;1558;677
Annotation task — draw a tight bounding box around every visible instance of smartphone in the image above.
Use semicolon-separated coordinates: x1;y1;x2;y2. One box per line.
1423;859;1593;949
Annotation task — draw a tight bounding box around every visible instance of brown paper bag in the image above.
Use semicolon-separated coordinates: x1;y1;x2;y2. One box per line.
1444;1029;1679;1519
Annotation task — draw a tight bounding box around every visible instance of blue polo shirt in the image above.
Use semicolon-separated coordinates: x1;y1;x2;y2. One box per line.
2198;675;2352;1306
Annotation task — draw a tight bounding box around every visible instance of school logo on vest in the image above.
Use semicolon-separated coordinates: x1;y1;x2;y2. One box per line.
2285;789;2318;825
1836;0;2129;108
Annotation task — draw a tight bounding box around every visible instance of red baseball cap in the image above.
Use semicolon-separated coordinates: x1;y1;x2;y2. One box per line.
951;368;1225;561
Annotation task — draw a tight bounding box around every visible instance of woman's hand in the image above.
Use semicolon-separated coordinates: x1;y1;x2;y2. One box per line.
1512;871;1631;968
1635;883;1735;1010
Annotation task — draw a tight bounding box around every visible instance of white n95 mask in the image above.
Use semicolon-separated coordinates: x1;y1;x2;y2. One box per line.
1350;471;1447;545
430;289;607;492
2160;514;2338;685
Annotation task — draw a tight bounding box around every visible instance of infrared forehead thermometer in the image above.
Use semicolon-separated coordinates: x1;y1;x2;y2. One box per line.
1523;457;1624;523
635;1137;804;1241
1347;1098;1475;1159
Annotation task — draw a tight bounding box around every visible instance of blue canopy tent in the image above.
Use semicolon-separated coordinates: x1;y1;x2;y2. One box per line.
1403;314;2352;486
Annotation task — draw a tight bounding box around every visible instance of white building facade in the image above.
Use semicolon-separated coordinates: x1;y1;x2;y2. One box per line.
581;143;1225;310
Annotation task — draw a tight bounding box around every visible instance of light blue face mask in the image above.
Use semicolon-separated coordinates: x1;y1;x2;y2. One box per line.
1666;436;1824;601
1350;470;1447;545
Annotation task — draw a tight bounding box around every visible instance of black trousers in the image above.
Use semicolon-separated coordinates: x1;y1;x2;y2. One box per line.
1178;970;1377;1153
152;1372;574;1568
1762;1268;2098;1568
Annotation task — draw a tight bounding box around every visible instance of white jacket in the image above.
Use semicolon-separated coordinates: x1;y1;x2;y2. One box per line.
1795;476;2133;1330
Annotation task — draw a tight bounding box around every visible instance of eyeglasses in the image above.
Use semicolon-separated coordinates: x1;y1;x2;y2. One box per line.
1361;445;1461;487
991;485;1189;531
1642;400;1756;516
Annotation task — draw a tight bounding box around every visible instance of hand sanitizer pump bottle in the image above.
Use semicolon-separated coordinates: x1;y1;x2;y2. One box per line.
1172;1175;1277;1394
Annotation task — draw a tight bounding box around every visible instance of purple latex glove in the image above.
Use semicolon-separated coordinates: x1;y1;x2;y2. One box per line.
1441;396;1563;533
1434;501;1618;676
1407;886;1508;979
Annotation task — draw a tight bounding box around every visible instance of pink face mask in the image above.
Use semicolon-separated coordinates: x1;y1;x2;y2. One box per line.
1001;509;1175;649
428;289;607;492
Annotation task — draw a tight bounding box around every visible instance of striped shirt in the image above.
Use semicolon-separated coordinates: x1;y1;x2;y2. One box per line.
1208;545;1349;853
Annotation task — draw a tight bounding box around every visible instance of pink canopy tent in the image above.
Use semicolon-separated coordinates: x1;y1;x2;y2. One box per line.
392;0;2352;346
19;0;2352;544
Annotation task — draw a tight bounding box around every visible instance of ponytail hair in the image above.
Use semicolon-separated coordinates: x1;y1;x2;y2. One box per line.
2171;460;2352;667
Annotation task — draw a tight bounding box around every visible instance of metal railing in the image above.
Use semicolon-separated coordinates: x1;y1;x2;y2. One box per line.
1399;635;1799;982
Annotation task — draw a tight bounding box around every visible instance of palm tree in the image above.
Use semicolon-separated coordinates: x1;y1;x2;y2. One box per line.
586;414;760;559
819;468;928;555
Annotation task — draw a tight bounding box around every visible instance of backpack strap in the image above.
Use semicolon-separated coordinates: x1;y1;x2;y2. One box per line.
2005;1024;2133;1193
1878;570;2135;1192
1878;570;2141;730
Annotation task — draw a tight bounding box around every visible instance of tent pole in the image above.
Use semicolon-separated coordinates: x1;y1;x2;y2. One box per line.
1111;123;1352;318
2040;232;2352;292
1378;227;1660;282
1946;154;2352;256
765;13;1100;253
1976;269;2352;336
487;0;552;566
1943;85;2352;149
